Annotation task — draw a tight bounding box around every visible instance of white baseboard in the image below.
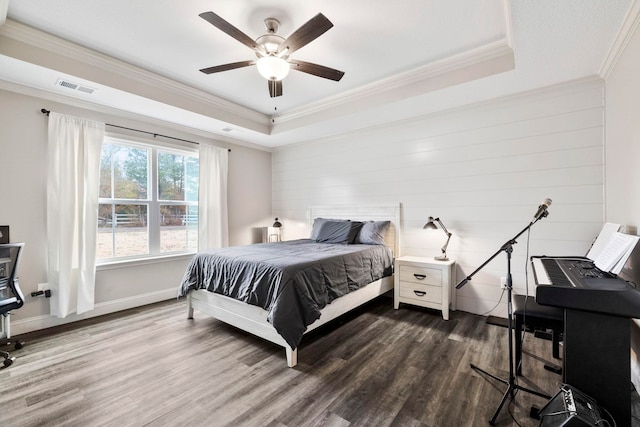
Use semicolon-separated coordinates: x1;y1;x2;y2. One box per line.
11;288;178;336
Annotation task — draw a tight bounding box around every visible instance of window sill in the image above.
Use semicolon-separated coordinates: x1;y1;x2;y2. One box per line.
96;252;195;271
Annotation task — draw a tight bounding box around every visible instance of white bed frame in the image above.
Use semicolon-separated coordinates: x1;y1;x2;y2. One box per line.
186;204;401;367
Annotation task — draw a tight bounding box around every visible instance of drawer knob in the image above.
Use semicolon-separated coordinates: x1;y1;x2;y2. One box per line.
413;274;426;280
413;290;426;297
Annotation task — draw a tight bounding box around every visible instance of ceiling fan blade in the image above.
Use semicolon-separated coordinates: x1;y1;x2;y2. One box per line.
268;80;283;98
289;60;344;81
199;11;258;51
277;13;333;56
200;60;256;74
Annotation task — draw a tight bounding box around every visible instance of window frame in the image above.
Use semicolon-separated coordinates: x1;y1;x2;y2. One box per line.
97;135;199;265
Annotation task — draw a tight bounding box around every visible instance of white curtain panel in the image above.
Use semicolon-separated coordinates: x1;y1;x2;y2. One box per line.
47;112;105;317
198;144;229;250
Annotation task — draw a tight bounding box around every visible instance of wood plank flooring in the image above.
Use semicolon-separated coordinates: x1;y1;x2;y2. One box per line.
0;296;637;427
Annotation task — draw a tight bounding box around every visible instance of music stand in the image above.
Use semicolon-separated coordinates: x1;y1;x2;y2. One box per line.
456;213;551;425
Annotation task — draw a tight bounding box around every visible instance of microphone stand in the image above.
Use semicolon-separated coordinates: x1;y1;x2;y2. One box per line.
456;211;551;425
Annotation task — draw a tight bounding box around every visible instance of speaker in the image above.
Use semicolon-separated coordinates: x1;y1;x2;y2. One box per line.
538;384;610;426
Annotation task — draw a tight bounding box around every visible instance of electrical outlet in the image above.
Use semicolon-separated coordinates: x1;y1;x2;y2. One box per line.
31;283;52;298
500;277;507;289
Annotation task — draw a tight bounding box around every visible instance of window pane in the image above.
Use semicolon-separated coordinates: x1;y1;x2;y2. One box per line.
99;143;114;198
97;204;149;258
97;203;114;258
158;152;185;201
185;156;199;202
114;146;149;200
158;151;198;201
160;204;198;253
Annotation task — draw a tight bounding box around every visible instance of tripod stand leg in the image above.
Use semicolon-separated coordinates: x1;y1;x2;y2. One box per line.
474;367;549;425
472;360;551;424
471;363;514;425
470;363;508;386
490;385;514;425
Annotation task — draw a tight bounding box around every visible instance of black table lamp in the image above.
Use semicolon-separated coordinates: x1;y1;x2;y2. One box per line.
423;216;452;261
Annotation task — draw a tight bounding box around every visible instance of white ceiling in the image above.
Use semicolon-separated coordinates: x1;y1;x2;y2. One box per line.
0;0;634;148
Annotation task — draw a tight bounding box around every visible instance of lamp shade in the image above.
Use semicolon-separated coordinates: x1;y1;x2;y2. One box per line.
423;216;438;229
423;216;452;261
257;56;290;81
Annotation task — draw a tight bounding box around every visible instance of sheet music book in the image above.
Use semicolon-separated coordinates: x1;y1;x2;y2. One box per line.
587;222;621;261
592;229;640;274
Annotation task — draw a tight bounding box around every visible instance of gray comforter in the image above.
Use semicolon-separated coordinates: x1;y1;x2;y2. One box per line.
178;239;393;349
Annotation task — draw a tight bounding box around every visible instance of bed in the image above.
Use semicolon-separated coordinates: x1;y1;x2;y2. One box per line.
179;204;401;367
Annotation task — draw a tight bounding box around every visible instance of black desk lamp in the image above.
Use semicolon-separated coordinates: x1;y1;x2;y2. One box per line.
423;216;452;261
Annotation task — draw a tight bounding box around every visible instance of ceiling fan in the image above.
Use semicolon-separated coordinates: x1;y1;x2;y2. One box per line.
198;11;345;98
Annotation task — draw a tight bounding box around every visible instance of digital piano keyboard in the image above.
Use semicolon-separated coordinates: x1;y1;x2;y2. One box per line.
531;256;640;318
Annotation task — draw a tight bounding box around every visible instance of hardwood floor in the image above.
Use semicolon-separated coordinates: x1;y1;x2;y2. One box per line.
0;296;636;426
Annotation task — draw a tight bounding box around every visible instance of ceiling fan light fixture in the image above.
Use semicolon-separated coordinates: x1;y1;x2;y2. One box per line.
257;55;290;81
199;11;343;96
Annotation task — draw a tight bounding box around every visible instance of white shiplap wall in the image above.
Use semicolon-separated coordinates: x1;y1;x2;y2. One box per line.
272;78;605;317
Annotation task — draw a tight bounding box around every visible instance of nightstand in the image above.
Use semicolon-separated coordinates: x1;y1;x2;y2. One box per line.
394;256;456;320
261;226;281;242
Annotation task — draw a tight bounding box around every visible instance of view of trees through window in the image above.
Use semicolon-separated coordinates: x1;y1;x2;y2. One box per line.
97;139;198;260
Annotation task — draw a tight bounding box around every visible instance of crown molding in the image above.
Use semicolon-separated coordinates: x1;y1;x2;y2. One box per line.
502;0;514;48
0;0;8;26
0;19;270;127
600;0;640;79
275;37;514;126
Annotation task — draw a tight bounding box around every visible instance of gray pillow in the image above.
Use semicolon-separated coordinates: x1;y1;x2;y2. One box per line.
354;220;391;245
310;218;349;240
315;220;363;244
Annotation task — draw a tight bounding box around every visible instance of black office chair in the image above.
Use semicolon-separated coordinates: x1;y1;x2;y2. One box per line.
0;242;25;369
513;293;564;376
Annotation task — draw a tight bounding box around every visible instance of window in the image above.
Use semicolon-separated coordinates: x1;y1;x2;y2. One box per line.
97;137;199;261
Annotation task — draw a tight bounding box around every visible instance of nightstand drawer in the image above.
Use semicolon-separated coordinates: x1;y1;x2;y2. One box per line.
398;265;442;286
399;282;442;304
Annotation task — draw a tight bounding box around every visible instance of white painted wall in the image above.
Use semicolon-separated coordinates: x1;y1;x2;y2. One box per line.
0;87;272;333
273;77;606;318
604;14;640;392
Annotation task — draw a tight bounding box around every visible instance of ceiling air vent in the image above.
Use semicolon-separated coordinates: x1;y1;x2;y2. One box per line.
56;79;97;95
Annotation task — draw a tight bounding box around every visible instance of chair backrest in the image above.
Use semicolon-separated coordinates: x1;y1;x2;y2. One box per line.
0;243;25;313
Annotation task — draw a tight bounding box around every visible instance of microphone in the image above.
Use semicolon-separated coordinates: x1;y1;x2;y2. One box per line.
533;198;552;221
